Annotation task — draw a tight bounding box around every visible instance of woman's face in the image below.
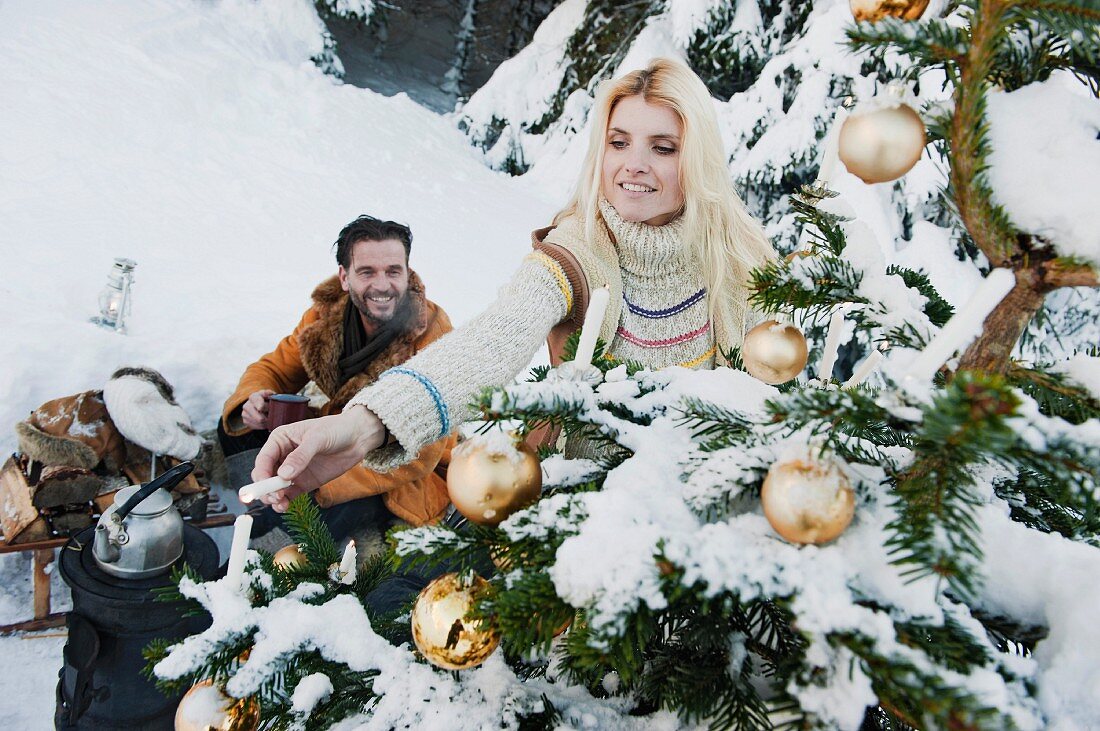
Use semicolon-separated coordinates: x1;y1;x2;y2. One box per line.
600;95;685;227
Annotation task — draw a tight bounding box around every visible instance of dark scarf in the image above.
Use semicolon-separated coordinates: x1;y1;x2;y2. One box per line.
337;297;412;386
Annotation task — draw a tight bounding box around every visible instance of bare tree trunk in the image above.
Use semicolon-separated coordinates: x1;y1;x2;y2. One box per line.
957;267;1048;374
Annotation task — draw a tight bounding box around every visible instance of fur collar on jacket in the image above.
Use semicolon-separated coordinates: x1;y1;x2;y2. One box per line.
297;270;431;412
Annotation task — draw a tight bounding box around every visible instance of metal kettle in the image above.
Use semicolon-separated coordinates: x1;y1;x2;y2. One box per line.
93;462;193;579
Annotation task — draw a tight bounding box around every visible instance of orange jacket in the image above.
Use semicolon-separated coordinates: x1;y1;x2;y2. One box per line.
221;272;455;525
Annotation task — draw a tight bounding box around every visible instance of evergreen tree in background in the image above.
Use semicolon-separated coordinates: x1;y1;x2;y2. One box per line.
153;1;1099;729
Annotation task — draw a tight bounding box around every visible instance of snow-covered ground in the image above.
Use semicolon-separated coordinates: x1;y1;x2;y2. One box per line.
0;1;560;726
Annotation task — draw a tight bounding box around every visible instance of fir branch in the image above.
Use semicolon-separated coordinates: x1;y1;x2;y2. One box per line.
846;17;970;66
721;345;745;371
283;494;341;568
1006;361;1100;423
968;605;1049;653
886;372;1022;599
677;397;759;451
516;695;562;731
151;563;209;618
478;566;575;657
832;631;1011;731
766;387;913;464
861;705;920;731
749;255;867;318
994;469;1100;539
884;265;955;326
1010;2;1100;66
528;364;551;382
146;637;257;696
389;523;482;572
352;549;396;598
789;189;849;256
892;612;992;674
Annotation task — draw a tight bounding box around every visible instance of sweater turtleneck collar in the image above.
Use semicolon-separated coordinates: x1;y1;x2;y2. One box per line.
599;198;689;275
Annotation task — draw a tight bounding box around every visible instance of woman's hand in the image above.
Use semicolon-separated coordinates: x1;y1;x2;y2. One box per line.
249;405;386;513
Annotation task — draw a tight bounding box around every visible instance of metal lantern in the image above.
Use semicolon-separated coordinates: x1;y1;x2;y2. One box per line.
92;258;137;333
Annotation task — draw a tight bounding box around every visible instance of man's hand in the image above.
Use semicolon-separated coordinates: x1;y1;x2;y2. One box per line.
250;405;387;512
241;389;275;431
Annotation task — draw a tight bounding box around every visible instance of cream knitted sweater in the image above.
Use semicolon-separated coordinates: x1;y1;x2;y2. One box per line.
346;204;716;471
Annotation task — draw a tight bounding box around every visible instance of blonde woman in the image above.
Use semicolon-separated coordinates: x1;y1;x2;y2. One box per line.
253;58;776;508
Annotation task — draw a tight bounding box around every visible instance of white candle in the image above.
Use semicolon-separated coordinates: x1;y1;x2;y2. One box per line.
815;106;849;187
339;540;357;585
843;350;884;388
819;304;852;381
225;514;253;592
238;475;292;503
573;286;610;366
902;268;1016;388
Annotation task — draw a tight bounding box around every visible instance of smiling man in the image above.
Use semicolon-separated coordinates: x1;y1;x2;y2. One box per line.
218;215;455;545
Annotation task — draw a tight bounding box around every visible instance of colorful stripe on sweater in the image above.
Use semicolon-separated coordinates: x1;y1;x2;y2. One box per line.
679;345;717;369
380;367;450;437
623;288;705;319
527;252;573;315
616;321;711;348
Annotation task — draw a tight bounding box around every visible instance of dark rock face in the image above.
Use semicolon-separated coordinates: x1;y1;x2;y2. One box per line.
323;0;557;112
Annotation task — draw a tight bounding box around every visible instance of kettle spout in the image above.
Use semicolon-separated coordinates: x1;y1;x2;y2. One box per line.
93;524;120;564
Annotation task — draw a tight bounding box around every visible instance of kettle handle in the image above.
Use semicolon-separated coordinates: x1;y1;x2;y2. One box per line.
115;461;195;521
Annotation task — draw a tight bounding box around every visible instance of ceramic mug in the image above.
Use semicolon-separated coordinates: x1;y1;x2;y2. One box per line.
266;394;310;430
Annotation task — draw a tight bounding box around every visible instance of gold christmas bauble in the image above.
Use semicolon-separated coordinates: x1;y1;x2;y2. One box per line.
411;573;500;670
272;543;306;570
447;434;542;526
175;679;259;731
838;103;926;184
490;546;519;572
850;0;930;22
742;320;809;385
761;455;855;545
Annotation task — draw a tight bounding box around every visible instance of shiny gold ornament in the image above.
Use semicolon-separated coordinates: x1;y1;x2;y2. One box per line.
411;573;500;670
490;546;517;572
272;543;306;570
761;455;855;545
174;679;259;731
850;0;930;22
742;320;809;385
447;433;542;526
838;102;926;184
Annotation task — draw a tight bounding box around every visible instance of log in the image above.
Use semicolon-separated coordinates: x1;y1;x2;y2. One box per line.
32;465;103;508
10;517;51;545
0;456;38;542
93;491;118;514
45;507;94;534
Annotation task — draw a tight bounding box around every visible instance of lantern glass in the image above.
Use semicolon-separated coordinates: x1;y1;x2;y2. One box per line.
92;258;137;332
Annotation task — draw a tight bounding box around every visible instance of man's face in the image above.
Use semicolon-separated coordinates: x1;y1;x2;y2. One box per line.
338;238;410;324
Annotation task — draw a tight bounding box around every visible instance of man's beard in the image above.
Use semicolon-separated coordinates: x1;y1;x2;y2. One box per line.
350;288;408;326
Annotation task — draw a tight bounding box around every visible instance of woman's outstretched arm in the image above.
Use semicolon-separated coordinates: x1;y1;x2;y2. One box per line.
348;254;572;468
251;254;573;509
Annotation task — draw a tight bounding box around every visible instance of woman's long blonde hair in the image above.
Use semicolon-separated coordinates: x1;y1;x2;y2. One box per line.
555;58;775;328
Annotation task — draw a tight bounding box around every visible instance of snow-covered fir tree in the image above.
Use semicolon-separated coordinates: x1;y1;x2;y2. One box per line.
151;1;1099;729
